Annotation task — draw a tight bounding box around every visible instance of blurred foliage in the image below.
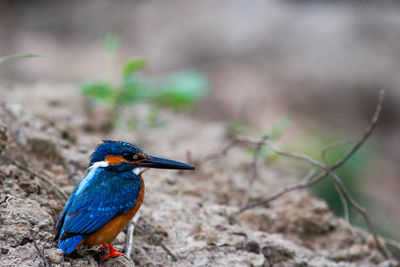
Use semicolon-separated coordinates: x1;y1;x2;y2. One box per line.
104;34;120;54
81;34;208;128
122;58;147;79
150;70;208;110
0;54;47;64
305;136;372;218
236;117;291;162
226;121;249;137
258;117;292;162
240;117;373;223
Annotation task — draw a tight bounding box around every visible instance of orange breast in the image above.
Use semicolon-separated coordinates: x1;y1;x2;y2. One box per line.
83;175;145;246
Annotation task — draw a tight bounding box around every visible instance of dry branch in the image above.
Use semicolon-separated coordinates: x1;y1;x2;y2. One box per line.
236;90;389;258
203;140;238;163
326;170;388;258
33;240;50;267
321;138;358;223
203;90;391;259
236;90;383;211
330;89;384;170
321;136;360;162
4;195;15;219
125;212;141;258
242;135;268;207
330;179;350;223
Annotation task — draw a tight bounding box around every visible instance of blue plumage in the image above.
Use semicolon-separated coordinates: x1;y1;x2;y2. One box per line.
55;140;195;258
58;235;85;254
56;167;141;254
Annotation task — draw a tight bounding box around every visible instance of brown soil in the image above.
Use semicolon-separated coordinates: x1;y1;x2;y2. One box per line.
0;84;397;266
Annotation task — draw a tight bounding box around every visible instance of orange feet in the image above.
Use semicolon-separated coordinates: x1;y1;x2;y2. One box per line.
104;244;124;260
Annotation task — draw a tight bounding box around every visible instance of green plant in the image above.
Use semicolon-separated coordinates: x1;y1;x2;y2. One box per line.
0;54;47;64
104;34;120;54
82;59;207;126
256;117;292;162
81;35;208;128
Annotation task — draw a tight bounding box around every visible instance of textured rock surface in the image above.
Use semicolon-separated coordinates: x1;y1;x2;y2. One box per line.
0;87;398;266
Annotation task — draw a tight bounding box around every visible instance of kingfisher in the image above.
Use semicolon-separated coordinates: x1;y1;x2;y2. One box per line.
54;140;195;260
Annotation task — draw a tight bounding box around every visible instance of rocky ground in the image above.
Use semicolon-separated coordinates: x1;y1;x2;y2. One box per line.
0;84;398;266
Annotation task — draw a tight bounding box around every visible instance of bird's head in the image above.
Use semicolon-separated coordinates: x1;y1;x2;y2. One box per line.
89;140;195;174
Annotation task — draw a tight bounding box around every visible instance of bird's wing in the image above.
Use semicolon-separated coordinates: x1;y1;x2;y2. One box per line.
59;168;141;238
54;189;76;240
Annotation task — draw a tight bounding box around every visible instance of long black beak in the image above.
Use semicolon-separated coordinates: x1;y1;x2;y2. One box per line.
139;156;195;170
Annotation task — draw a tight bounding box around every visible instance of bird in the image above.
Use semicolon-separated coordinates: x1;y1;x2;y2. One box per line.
54;140;195;260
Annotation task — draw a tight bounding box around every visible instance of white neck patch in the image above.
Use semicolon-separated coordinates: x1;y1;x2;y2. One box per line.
133;167;149;175
88;161;109;170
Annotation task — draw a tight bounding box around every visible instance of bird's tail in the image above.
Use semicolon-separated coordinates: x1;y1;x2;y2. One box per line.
58;235;84;254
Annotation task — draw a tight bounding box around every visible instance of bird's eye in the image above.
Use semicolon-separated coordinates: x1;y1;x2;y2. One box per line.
122;152;146;162
122;152;137;162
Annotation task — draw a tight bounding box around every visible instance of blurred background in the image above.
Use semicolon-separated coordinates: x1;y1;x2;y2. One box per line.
1;0;399;241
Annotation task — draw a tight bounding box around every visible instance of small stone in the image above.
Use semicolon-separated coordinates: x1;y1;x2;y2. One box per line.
215;224;227;231
243;239;260;254
1;247;9;254
45;248;64;263
166;178;177;185
102;255;135;267
51;165;64;175
261;245;294;264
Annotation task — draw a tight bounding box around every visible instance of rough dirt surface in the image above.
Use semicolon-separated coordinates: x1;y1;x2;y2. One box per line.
0;84;398;266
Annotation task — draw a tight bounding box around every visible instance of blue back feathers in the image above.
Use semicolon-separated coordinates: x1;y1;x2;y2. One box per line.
55;157;142;254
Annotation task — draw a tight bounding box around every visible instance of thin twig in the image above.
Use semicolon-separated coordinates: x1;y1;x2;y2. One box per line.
239;169;321;211
236;90;389;258
242;135;268;207
330;89;384;170
5;195;15;219
330;179;350;223
321;139;354;223
33;240;50;267
235;135;326;168
237;136;389;258
133;223;178;262
321;136;360;161
239;89;384;212
0;155;68;200
125;212;141;258
240;140;390;258
202;90;390;258
203;140;238;163
327;171;388;259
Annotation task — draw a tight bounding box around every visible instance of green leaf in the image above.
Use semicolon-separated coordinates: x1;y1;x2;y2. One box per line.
104;34;120;54
154;70;208;110
0;54;48;64
116;78;148;104
266;117;291;140
81;82;114;102
122;58;147;79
